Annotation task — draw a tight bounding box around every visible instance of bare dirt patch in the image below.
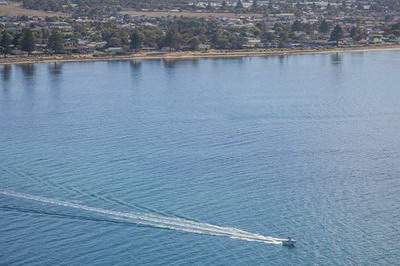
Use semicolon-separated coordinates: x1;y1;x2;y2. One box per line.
0;2;67;17
120;9;262;18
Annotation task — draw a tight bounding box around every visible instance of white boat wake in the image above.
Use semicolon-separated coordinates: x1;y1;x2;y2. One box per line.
0;190;285;245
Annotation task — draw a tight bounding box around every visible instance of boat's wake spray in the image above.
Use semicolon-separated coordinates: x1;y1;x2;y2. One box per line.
0;190;292;246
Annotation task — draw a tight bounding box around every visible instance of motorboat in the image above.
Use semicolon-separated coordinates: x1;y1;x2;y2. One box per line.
281;237;296;247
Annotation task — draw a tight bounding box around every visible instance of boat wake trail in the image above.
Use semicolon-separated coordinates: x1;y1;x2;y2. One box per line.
0;190;283;245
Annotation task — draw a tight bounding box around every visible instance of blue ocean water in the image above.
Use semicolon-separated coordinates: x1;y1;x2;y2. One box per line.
1;52;400;265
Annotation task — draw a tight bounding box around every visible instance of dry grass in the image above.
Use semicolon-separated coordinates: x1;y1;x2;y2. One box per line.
0;2;67;17
120;9;262;18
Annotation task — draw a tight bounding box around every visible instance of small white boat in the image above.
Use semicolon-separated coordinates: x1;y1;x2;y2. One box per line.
281;237;296;247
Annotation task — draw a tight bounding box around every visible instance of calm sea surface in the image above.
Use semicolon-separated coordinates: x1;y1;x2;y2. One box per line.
1;52;400;265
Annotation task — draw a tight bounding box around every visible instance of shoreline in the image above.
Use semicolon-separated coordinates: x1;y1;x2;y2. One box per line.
1;44;400;65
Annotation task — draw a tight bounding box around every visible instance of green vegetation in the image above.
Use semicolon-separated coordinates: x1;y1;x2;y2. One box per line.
130;31;142;51
330;25;344;45
0;31;13;56
350;26;366;42
0;10;398;57
235;0;244;10
48;31;65;53
319;20;330;34
21;28;36;54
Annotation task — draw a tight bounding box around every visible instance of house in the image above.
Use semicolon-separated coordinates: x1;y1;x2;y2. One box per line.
369;34;383;44
105;47;125;55
243;38;262;48
48;22;73;32
198;44;211;51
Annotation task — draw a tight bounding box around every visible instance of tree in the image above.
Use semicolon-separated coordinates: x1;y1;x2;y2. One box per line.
12;32;22;47
350;26;364;42
163;28;181;50
0;31;13;56
235;0;243;10
234;32;247;49
107;36;121;47
47;30;64;53
252;0;258;10
278;30;289;47
260;30;275;46
130;30;142;51
21;28;35;54
295;2;302;11
140;27;163;49
341;0;347;10
291;20;303;32
188;36;200;50
319;19;329;34
221;0;227;9
330;24;344;45
206;0;212;10
311;2;317;10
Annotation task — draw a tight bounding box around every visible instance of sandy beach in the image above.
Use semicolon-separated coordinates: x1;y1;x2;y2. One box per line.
1;44;400;65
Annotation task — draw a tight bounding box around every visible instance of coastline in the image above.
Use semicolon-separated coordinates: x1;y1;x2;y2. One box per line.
1;44;400;65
